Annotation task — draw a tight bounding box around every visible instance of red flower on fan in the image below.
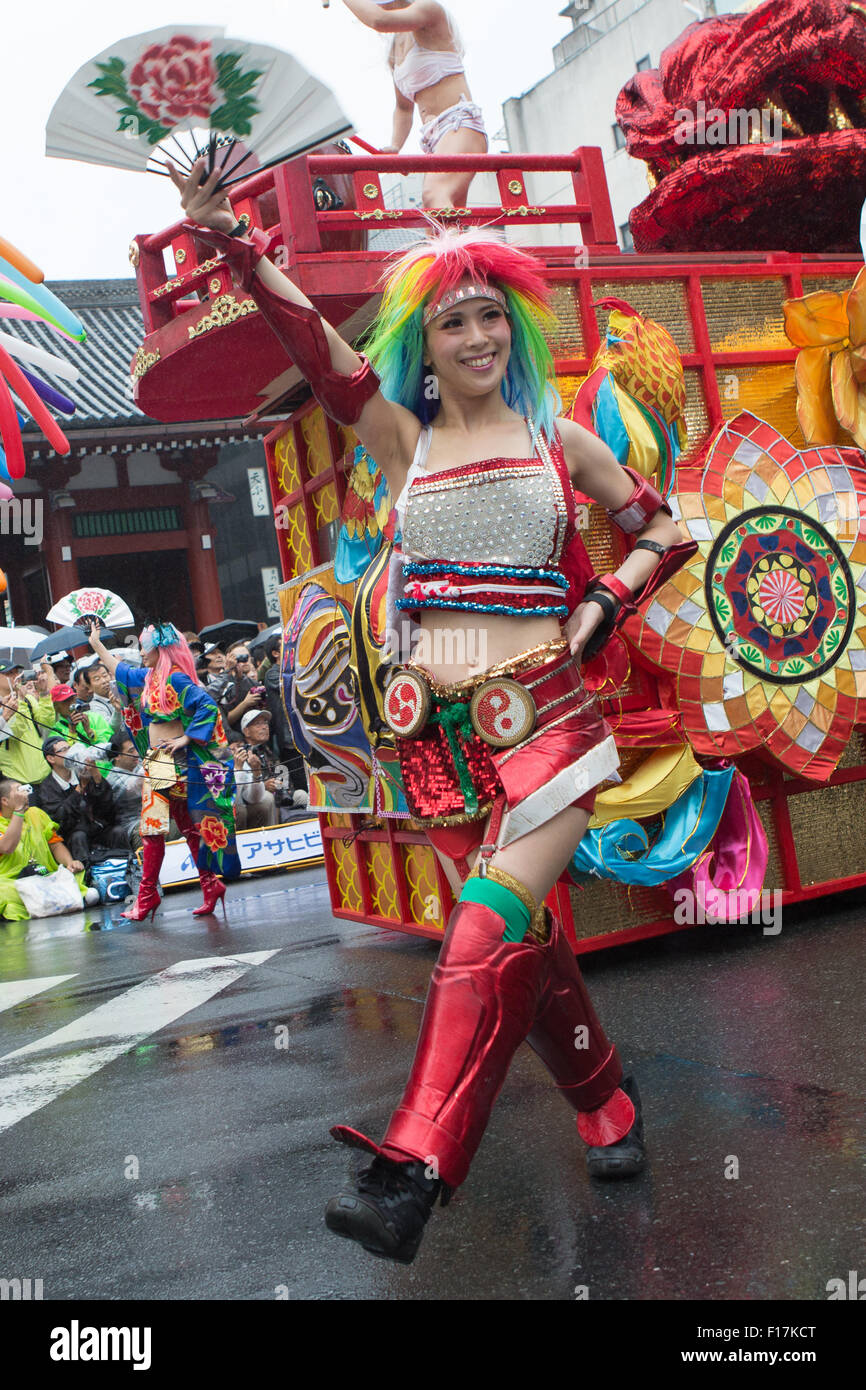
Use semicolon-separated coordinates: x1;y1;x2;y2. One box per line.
129;36;216;128
74;589;106;615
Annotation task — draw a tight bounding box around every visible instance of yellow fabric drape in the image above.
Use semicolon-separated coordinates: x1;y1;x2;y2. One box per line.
589;743;703;828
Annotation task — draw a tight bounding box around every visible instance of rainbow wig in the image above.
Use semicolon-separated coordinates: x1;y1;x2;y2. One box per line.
362;225;561;437
141;623;201;714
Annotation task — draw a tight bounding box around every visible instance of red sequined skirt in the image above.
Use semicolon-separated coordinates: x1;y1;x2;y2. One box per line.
395;639;619;849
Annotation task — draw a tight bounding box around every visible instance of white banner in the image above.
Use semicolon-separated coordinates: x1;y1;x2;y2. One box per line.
261;566;282;620
155;818;323;887
247;466;271;517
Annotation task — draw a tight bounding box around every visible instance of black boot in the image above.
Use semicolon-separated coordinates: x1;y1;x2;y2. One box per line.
585;1074;646;1179
325;1154;446;1264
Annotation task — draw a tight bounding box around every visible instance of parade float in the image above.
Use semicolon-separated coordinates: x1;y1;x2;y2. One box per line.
122;0;866;951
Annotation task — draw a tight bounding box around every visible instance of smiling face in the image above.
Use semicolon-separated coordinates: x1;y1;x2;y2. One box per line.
89;663;111;697
424;288;512;402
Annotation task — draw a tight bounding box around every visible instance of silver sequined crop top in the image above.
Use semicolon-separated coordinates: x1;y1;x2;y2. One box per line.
394;423;578;619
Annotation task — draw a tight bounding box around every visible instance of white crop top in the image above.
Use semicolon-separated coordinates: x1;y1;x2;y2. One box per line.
393;42;465;101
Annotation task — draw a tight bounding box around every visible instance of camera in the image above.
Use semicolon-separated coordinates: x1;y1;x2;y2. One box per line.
70;700;89;714
19;668;37;683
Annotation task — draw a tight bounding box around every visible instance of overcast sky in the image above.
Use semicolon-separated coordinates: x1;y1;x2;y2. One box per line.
4;1;576;280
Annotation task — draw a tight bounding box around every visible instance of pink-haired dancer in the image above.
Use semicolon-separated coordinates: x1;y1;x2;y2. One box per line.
339;0;487;208
89;622;239;920
168;153;694;1262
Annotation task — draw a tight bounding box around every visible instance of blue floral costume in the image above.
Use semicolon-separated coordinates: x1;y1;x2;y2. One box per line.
115;661;241;880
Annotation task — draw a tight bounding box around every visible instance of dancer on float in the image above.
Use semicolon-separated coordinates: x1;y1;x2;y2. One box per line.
168;156;691;1263
88;622;239;920
339;0;486;208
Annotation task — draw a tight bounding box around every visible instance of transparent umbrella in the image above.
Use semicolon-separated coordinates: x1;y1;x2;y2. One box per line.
0;625;50;668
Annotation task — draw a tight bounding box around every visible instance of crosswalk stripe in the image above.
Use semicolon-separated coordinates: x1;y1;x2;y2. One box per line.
0;952;278;1136
0;975;78;1016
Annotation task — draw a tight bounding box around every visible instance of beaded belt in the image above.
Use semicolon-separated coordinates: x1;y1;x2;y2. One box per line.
399;561;570;618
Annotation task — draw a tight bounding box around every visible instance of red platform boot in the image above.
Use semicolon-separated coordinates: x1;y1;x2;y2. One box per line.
122;836;164;922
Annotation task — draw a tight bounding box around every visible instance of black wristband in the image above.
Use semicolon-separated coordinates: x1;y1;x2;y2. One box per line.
227;221;248;238
633;538;668;556
580;585;623;662
582;585;621;622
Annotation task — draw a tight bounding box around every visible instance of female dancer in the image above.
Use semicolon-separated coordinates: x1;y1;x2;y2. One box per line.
169;157;690;1263
340;0;487;208
88;623;240;920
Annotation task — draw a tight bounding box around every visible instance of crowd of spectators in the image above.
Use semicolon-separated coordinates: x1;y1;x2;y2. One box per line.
0;624;308;920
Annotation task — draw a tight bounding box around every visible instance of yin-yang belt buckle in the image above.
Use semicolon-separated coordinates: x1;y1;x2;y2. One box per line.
469;678;537;748
383;669;432;738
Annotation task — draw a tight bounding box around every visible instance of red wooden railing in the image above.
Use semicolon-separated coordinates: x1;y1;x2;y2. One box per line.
131;146;621;332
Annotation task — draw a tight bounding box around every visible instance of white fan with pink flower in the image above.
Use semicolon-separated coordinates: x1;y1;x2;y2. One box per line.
46;25;353;189
46;588;135;630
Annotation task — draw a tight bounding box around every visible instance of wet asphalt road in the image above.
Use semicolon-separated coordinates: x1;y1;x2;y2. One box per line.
0;868;863;1302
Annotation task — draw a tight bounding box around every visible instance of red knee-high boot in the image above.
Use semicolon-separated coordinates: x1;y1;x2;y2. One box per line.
122;836;164;921
193;870;227;918
527;913;645;1176
336;897;553;1190
326;895;549;1262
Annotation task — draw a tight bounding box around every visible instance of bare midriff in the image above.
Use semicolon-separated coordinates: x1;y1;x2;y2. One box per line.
148;717;184;748
415;610;563;686
414;71;475;124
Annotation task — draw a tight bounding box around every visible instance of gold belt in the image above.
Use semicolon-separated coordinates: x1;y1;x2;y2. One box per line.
406;637;569;701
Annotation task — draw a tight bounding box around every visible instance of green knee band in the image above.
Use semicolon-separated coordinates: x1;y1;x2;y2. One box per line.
459;877;531;943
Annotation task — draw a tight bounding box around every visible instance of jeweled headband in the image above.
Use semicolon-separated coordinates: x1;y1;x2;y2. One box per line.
422;282;508;328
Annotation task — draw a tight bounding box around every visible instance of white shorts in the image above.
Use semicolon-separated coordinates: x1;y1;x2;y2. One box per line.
420;99;487;155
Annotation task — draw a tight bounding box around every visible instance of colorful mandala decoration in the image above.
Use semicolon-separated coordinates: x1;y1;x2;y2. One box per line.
626;412;866;781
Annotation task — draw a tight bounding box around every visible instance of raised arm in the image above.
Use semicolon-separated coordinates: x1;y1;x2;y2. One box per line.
87;626;121;676
168;160;419;496
341;0;442;33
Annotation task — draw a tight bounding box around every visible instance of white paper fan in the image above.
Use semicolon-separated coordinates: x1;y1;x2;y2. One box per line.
46;588;135;629
46;26;353;188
